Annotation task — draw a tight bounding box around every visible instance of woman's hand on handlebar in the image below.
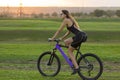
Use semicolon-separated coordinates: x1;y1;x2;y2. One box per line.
48;38;54;41
58;38;62;41
48;38;62;42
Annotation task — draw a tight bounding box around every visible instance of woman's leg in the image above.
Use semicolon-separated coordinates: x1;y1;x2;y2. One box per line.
68;46;79;69
64;38;79;69
64;37;73;46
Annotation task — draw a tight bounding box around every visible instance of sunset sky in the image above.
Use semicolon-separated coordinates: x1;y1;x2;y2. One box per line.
0;0;120;7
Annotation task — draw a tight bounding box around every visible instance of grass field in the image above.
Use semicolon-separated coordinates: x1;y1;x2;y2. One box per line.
0;18;120;80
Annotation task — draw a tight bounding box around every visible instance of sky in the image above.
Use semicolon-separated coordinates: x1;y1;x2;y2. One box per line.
0;0;120;7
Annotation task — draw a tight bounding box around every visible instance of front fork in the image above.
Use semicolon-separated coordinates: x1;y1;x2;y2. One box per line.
47;48;57;65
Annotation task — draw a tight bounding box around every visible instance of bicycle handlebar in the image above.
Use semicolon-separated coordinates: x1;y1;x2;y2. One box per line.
48;38;68;48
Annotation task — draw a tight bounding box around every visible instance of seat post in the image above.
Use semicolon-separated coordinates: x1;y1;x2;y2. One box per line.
75;43;82;60
77;43;82;52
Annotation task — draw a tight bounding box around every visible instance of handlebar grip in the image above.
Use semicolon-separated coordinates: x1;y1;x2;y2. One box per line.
48;38;61;42
48;38;52;42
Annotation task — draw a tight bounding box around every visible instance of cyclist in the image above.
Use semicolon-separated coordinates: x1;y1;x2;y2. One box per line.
50;10;87;75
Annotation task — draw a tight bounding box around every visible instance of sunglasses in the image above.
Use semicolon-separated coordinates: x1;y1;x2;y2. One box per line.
60;13;63;15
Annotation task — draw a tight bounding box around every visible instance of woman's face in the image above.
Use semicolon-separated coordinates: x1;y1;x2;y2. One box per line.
61;13;66;19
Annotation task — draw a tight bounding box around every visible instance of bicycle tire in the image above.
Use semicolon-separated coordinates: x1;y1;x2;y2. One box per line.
37;51;61;77
77;53;103;80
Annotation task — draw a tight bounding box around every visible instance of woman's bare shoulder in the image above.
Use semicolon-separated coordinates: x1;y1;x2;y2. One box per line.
63;18;71;23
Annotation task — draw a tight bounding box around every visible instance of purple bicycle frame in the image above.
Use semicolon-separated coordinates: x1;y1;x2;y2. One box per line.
55;43;74;68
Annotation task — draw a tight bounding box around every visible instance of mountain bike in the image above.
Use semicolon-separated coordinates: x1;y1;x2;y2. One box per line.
37;39;103;80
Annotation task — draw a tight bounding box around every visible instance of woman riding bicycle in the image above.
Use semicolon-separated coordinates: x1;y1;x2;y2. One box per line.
50;10;87;75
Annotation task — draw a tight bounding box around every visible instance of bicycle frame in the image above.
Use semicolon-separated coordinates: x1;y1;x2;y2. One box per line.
55;43;74;68
38;39;103;79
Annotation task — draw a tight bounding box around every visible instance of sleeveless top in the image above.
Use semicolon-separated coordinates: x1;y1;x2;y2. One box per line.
67;23;80;35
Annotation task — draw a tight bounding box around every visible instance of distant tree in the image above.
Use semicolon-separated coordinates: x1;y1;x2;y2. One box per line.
0;12;10;18
116;10;120;17
31;13;44;18
45;13;50;17
93;9;105;17
71;13;75;16
31;13;38;18
52;12;58;17
104;10;115;17
89;12;94;17
71;12;83;17
75;13;83;17
38;13;44;18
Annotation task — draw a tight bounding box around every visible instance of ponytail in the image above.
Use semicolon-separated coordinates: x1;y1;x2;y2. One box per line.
69;14;80;29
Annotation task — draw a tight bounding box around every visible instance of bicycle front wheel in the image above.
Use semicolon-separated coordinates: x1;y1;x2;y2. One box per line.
37;51;61;77
77;53;103;80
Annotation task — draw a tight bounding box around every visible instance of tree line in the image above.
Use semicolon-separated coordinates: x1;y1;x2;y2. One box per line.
0;9;120;18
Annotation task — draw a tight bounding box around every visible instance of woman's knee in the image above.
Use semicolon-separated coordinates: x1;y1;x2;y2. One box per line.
64;38;73;46
64;40;70;46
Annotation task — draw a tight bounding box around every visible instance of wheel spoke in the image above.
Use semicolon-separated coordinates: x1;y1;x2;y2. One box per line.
78;53;103;79
37;52;61;76
80;66;89;69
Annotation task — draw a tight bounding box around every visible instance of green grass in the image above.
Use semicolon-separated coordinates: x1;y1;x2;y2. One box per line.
0;19;119;43
0;43;120;62
0;43;120;80
79;22;120;31
0;20;61;30
0;69;120;80
0;30;119;43
0;18;120;80
0;19;120;31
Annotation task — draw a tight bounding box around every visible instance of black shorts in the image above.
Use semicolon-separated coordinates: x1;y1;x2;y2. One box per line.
71;32;87;48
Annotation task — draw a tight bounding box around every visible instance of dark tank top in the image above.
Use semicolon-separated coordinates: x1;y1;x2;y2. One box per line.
67;23;80;35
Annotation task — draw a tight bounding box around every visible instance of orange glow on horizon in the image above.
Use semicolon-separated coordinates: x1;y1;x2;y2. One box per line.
0;0;75;7
0;0;120;7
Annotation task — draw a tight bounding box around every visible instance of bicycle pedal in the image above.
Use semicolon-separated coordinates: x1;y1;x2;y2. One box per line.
71;66;75;69
71;68;79;75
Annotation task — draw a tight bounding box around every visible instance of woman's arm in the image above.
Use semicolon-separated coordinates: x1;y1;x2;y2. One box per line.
60;31;70;40
51;20;66;40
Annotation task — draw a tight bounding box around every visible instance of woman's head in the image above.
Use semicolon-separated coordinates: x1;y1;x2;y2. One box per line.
61;10;70;19
61;10;80;28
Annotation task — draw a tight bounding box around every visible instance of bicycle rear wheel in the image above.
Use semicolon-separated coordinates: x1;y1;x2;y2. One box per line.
77;53;103;80
37;51;61;77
